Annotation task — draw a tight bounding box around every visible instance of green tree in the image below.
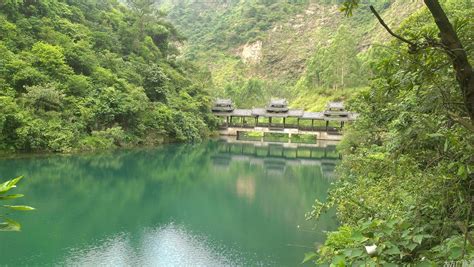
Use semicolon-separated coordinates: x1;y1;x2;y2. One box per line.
307;1;474;265
342;0;474;121
0;0;213;152
306;25;363;90
24;84;65;112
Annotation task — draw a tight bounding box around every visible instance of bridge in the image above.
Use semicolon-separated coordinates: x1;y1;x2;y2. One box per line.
212;99;358;141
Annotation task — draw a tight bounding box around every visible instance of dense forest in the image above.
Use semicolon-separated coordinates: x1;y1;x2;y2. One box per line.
304;0;474;265
0;0;215;153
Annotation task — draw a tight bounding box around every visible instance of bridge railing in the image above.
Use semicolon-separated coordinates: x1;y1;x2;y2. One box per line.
218;122;343;132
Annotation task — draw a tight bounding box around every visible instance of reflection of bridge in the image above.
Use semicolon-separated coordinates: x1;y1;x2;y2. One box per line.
211;137;339;177
212;99;358;141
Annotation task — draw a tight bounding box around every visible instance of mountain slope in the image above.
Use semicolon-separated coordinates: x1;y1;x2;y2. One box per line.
165;0;423;107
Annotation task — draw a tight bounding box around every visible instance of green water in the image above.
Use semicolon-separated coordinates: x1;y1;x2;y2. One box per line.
0;139;337;266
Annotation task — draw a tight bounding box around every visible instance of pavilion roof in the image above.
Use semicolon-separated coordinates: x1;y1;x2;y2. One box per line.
214;98;232;106
269;98;288;107
211;99;359;121
327;102;345;110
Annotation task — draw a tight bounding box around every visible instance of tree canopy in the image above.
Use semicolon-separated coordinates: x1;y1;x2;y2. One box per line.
306;0;474;264
0;0;215;153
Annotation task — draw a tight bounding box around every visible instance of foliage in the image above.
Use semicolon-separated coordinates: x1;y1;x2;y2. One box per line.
0;0;214;153
305;25;367;90
0;176;34;231
291;87;363;111
166;0;308;50
165;0;408;107
223;78;268;108
307;0;474;265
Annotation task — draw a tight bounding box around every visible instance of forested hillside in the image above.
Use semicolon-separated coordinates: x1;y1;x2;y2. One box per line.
165;0;422;109
0;0;215;153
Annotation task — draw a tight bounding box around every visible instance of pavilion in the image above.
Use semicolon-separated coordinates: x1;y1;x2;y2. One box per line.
211;98;357;130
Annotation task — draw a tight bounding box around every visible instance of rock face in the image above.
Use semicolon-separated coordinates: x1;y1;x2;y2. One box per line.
241;41;263;64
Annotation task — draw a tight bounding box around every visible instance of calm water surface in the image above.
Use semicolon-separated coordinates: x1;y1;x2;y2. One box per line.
0;139;338;266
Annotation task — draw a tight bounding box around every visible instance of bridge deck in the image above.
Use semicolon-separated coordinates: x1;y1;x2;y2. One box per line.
219;126;343;141
218;123;341;132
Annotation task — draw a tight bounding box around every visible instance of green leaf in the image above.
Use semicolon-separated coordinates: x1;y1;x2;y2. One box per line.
0;218;20;231
3;205;35;211
331;255;346;266
351;248;364;257
414;261;436;267
0;176;23;194
448;162;457;170
413;235;423;244
427;133;444;138
386;219;397;228
449;246;462;259
0;194;24;200
457;165;467;179
350;231;368;242
406;243;417;251
385;246;401;255
302;252;317;264
343;248;353;257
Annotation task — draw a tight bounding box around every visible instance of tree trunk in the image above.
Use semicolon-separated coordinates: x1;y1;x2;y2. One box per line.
341;67;345;90
424;0;474;121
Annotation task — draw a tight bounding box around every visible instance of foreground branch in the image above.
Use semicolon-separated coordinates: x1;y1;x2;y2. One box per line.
423;0;474;121
369;2;474;121
369;6;417;48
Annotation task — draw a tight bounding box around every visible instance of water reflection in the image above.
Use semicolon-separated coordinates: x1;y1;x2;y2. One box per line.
0;139;338;266
236;175;256;202
62;233;133;266
213;136;339;178
62;223;244;267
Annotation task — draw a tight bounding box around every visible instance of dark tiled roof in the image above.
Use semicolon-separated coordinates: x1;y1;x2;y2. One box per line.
215;98;232;106
327;102;345;110
211;99;358;121
269;98;288;106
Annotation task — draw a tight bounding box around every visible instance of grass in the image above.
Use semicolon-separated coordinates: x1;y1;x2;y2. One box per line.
291;134;317;144
290;87;365;111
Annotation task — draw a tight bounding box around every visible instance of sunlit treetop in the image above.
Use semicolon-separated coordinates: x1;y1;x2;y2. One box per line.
340;0;360;16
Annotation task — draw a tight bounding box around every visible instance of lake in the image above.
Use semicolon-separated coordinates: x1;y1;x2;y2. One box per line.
0;138;338;266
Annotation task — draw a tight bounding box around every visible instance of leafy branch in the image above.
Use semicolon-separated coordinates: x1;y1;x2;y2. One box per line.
0;176;35;232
